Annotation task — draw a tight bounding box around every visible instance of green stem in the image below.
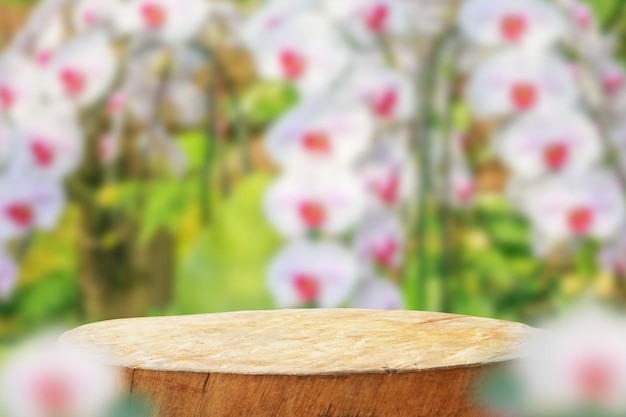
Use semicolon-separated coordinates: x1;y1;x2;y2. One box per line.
413;32;452;311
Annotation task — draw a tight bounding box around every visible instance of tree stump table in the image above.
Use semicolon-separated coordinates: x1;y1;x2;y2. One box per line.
58;309;534;417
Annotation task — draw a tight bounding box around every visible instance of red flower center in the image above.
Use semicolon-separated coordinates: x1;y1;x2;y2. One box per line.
302;131;331;154
298;201;326;228
373;239;398;269
32;374;73;414
141;2;167;29
293;274;320;303
0;85;15;110
500;14;527;43
280;50;306;80
603;72;624;95
576;358;614;401
6;203;33;227
372;89;398;118
365;4;389;33
59;69;85;97
510;82;537;111
30;139;55;167
377;174;400;205
568;207;593;235
543;142;569;170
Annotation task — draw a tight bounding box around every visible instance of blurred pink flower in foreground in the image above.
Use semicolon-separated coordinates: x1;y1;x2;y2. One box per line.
495;107;602;181
510;305;626;414
466;51;577;119
459;0;565;50
264;169;366;238
267;240;359;308
0;54;43;125
519;171;625;248
0;336;119;417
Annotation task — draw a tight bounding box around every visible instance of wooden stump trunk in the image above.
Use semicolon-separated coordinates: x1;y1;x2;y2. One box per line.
58;309;535;417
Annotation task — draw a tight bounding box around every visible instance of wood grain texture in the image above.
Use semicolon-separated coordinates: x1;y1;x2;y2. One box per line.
59;309;536;417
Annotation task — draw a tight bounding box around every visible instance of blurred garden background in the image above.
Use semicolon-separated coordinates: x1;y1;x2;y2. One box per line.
0;0;626;350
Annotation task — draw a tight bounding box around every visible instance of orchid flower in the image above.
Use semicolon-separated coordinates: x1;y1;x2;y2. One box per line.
358;139;417;210
0;250;17;301
10;105;83;180
264;168;367;238
32;15;66;67
73;0;122;33
519;171;625;246
264;96;373;169
0;53;43;126
459;0;566;51
512;305;626;414
245;11;351;96
353;211;404;273
351;277;404;310
466;50;577;119
1;337;119;417
0;172;65;241
320;0;410;46
43;31;117;107
114;0;211;44
343;62;416;122
267;240;359;308
494;107;602;181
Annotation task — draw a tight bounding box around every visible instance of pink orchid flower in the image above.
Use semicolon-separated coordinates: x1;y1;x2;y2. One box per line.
0;54;43;125
267;240;359;308
519;171;625;245
44;31;117;107
264;168;367;238
321;0;410;45
358;139;417;209
247;12;351;96
466;51;577;119
344;63;415;122
114;0;210;44
11;105;83;180
0;172;65;241
459;0;565;50
354;211;404;272
495;107;602;180
265;97;373;169
73;0;122;32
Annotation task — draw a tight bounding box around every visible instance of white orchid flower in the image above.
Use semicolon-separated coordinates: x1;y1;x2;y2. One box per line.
265;96;373;169
267;240;359;308
264;168;367;238
459;0;566;50
495;107;602;180
466;50;577;119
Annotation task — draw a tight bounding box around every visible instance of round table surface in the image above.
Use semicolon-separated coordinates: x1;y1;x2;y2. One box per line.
58;309;535;375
